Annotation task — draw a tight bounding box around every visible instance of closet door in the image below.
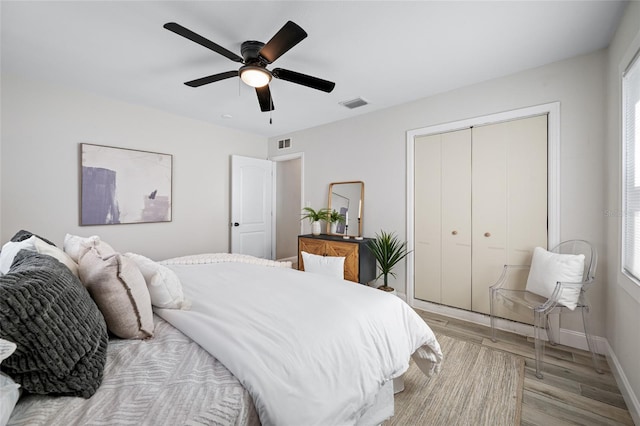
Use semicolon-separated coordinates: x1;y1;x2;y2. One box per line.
414;133;442;303
471;115;548;319
441;129;472;309
414;129;472;308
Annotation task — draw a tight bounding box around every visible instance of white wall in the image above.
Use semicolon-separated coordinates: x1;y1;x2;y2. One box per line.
1;74;267;260
605;1;640;422
275;157;302;259
268;50;608;337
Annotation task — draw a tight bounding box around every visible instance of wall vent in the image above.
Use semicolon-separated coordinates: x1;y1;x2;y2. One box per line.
339;97;369;109
278;138;291;149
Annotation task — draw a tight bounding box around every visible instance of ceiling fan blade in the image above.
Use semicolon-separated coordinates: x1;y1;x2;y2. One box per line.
164;22;243;63
256;85;275;112
184;71;239;87
259;21;307;64
272;68;335;93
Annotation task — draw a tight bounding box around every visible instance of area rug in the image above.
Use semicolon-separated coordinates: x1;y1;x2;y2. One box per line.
385;334;524;426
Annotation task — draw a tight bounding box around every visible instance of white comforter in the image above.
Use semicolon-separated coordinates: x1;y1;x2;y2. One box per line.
156;254;442;426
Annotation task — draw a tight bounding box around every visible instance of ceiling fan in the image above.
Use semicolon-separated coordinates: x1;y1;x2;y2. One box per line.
164;21;336;112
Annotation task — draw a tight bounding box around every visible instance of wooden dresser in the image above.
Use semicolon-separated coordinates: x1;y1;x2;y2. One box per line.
298;234;376;284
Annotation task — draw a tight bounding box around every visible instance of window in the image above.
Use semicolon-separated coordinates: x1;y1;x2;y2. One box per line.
622;50;640;282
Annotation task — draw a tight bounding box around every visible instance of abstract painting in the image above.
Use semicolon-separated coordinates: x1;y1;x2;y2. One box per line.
80;143;172;225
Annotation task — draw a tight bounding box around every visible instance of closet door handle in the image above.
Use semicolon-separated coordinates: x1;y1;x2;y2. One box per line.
484;232;491;237
451;230;458;235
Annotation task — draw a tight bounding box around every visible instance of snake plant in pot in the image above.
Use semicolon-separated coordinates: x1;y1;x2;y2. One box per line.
367;230;410;292
301;207;330;235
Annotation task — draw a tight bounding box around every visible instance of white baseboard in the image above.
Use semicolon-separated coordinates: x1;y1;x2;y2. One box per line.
410;299;538;338
557;327;607;355
605;341;640;426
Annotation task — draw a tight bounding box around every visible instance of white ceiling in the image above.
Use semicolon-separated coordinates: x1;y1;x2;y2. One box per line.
1;1;627;138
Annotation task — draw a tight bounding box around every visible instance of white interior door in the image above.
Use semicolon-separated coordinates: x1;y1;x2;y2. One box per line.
231;155;273;259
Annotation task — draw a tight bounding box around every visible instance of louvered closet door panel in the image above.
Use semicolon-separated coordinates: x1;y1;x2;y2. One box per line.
441;129;472;309
414;134;443;303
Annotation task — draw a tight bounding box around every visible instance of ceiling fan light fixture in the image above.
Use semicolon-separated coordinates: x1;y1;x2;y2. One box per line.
240;65;272;88
166;21;335;111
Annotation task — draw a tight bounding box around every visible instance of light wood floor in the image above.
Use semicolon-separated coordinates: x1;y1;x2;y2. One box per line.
415;309;635;426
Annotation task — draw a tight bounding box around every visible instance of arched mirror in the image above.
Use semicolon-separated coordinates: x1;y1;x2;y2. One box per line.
327;181;364;237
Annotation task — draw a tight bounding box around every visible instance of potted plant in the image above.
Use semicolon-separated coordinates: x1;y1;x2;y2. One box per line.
367;230;410;293
301;207;330;236
328;209;346;234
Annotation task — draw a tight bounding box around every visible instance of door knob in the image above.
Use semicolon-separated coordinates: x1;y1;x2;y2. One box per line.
484;232;491;237
451;230;458;235
233;222;240;227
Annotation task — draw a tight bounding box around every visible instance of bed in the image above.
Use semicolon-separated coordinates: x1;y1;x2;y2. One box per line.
1;233;442;426
7;315;259;425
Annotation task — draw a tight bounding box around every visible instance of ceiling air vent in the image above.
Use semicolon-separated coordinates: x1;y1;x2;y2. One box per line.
339;97;369;109
278;138;291;149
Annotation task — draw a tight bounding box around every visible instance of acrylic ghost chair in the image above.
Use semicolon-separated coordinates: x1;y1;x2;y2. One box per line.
489;240;603;379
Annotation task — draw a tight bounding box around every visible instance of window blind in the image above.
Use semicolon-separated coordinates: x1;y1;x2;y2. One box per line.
623;51;640;282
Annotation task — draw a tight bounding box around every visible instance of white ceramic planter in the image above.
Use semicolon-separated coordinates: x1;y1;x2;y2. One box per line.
311;221;321;235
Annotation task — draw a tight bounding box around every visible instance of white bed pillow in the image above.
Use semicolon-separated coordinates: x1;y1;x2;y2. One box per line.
124;253;188;310
63;234;115;263
301;251;345;279
0;339;20;426
32;237;79;277
1;236;80;277
525;246;585;310
0;236;37;274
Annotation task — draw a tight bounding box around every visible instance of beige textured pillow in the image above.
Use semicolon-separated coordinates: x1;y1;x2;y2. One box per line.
79;248;154;339
64;234;115;263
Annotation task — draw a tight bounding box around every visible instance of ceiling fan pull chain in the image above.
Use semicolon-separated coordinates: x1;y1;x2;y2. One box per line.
269;93;273;124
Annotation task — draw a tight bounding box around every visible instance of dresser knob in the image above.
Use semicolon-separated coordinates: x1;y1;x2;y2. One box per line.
484;232;491;237
451;230;458;235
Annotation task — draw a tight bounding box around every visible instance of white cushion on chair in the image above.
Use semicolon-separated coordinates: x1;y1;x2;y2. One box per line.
525;246;585;310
